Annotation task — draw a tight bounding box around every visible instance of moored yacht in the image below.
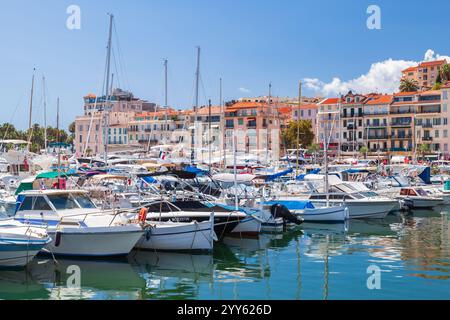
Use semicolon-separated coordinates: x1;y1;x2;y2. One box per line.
0;219;51;267
14;190;144;257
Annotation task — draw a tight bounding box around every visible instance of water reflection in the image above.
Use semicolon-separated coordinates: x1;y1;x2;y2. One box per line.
0;209;448;300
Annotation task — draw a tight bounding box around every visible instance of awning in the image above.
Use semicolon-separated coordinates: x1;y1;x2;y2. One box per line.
36;172;76;179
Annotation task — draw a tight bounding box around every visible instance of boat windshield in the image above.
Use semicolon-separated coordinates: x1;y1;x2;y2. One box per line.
47;194;80;210
416;188;428;196
72;194;97;209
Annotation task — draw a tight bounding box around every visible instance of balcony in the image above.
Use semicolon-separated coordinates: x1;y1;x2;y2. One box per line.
421;123;433;128
390;147;412;152
390;121;412;127
422;136;433;141
391;134;412;139
417;107;441;114
368;134;388;140
390;108;415;114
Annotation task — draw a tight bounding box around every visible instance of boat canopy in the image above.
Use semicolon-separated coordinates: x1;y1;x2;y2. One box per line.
263;200;315;210
0;139;31;145
212;173;256;183
444;181;450;191
35;171;76;179
258;168;293;182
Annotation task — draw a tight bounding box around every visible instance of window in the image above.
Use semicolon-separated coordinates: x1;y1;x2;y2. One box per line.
73;194;96;209
238;118;244;125
444;130;448;138
358;132;362;139
19;197;33;211
47;194;80;210
435;130;439;138
33;197;52;211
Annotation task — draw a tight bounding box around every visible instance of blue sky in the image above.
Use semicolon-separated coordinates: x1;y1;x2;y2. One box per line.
0;0;449;129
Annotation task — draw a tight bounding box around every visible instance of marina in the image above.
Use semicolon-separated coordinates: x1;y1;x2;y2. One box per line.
0;207;448;300
1;1;450;302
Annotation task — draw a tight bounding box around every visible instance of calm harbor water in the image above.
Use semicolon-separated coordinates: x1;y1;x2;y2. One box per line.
0;208;449;300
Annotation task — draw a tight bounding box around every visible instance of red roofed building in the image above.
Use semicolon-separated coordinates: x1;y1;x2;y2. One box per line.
402;60;448;90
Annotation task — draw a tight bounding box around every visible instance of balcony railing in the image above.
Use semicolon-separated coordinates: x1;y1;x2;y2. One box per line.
390;147;412;152
421;123;433;128
422;136;433;141
390;109;415;114
390;121;412;127
391;134;413;139
368;135;389;140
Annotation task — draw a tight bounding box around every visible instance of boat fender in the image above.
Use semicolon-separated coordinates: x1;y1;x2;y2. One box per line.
145;228;152;241
139;207;148;223
55;231;62;247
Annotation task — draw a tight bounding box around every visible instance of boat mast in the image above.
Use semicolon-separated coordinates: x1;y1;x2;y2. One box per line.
296;81;302;176
57;97;61;180
27;68;36;147
43;76;48;151
232;132;238;211
208;99;212;172
220;78;225;169
103;13;114;164
164;59;168;144
265;83;272;170
191;46;200;164
324;118;330;207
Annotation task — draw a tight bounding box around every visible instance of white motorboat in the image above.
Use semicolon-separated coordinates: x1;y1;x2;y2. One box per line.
397;187;443;209
135;214;216;251
261;200;349;223
0;219;51;268
14;190;144;257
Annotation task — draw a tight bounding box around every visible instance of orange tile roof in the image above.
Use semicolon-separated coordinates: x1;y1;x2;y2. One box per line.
419;90;441;96
419;60;447;68
394;91;418;96
402;66;418;73
196;106;222;115
319;98;339;105
226;101;268;112
365;95;393;105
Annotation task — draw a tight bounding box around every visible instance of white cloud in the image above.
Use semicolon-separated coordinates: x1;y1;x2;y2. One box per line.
304;50;449;96
423;49;450;62
238;87;251;93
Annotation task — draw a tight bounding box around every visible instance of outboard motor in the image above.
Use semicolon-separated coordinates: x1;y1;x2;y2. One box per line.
270;204;303;225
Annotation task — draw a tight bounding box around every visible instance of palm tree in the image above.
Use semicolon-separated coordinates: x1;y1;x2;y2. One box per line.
359;146;369;159
441;64;450;82
399;78;419;92
418;143;430;160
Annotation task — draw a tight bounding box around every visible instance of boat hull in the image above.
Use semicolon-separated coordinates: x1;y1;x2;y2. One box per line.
45;227;144;257
230;216;261;235
293;206;349;223
0;244;44;268
135;220;215;251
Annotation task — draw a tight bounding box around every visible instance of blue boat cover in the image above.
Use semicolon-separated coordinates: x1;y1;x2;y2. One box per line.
296;168;321;181
264;168;293;182
263;200;315;210
418;166;431;185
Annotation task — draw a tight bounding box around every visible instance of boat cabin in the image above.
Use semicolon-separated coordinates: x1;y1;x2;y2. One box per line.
399;188;428;197
15;190;97;222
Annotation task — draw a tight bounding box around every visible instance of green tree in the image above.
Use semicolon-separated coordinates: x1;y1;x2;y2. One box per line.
399;78;419;92
359;146;369;159
441;64;450;82
418;143;430;159
282;120;314;149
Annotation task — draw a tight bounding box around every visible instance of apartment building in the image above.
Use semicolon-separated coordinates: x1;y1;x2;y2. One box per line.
224;101;289;162
340;91;367;153
402;60;447;89
75;89;157;156
363;94;393;153
290;103;318;135
316;98;340;156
